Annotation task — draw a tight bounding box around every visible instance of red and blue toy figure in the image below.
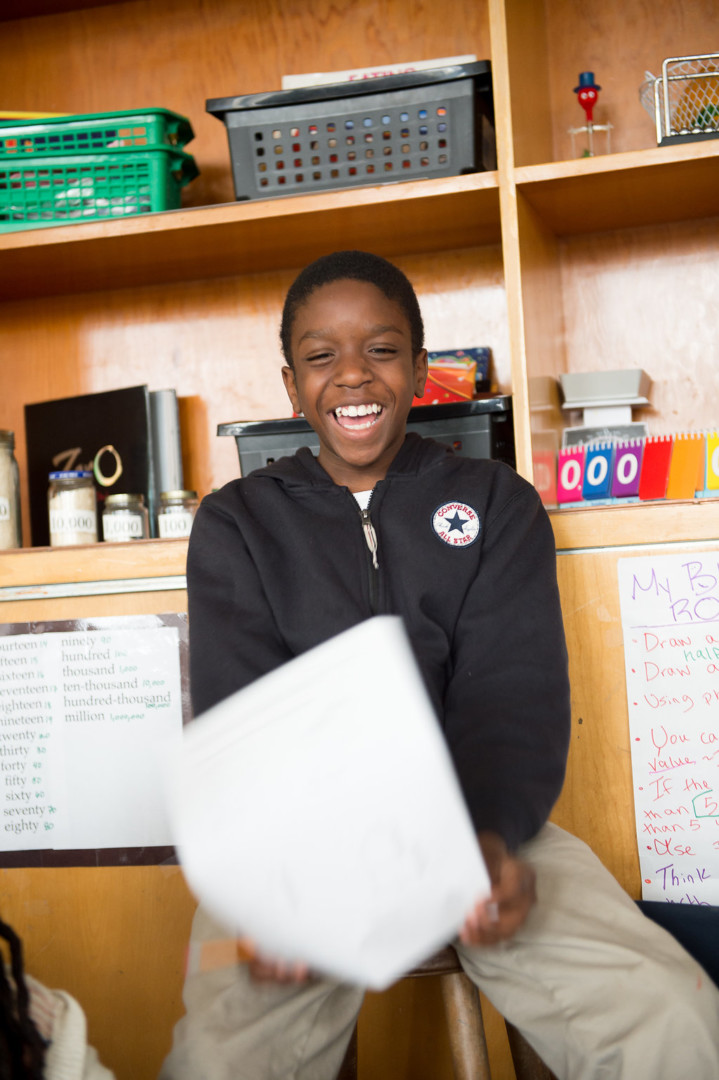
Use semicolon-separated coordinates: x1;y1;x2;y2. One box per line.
574;71;601;124
569;71;612;157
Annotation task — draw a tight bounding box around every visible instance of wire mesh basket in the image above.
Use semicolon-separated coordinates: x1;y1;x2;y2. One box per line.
640;53;719;145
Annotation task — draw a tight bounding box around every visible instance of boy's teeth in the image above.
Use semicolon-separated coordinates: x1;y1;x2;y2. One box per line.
335;404;382;418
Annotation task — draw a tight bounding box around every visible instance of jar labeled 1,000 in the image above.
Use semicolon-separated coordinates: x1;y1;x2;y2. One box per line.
102;493;149;542
157;489;199;539
48;471;98;547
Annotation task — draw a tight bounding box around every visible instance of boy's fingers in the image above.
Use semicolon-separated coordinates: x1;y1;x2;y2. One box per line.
249;954;311;984
477;830;507;885
459;850;536;945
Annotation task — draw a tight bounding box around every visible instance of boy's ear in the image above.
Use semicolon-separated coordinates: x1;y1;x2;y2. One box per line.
282;365;301;414
413;349;429;399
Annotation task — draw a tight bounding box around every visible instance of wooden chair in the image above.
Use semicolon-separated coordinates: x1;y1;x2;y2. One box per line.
337;945;557;1080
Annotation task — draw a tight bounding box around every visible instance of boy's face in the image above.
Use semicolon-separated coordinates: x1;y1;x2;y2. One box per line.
282;279;427;492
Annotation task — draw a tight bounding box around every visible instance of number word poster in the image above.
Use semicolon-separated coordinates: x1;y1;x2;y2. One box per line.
0;614;187;856
617;553;719;905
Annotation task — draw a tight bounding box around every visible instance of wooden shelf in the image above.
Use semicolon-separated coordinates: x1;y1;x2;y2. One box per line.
0;172;500;300
550;499;719;552
515;140;719;236
0;538;188;588
0;1;124;20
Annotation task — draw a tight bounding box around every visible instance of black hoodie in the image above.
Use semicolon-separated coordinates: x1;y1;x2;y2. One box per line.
187;434;570;850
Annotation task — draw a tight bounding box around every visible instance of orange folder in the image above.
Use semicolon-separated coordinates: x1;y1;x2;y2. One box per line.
666;433;705;500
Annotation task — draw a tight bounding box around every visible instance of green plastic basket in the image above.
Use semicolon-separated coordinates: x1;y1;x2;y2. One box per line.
0;108;194;158
0;146;199;231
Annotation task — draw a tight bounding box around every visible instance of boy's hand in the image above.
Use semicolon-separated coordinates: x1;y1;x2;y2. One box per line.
248;951;311;984
458;830;536;946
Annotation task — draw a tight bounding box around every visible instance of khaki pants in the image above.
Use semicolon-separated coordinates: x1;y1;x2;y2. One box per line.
160;825;719;1080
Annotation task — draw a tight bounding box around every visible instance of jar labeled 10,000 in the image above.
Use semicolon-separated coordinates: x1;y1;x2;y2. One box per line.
0;430;21;551
102;493;149;542
48;471;98;547
157;489;199;539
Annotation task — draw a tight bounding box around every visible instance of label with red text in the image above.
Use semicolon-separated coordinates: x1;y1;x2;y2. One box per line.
618;552;719;905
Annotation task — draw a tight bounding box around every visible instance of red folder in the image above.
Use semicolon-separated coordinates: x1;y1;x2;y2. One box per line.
638;436;673;501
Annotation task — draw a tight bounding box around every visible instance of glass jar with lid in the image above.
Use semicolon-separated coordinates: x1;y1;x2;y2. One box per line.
48;471;97;547
157;489;199;539
102;493;149;542
0;430;21;551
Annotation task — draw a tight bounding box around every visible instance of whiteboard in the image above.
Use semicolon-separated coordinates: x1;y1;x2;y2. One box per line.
617;553;719;905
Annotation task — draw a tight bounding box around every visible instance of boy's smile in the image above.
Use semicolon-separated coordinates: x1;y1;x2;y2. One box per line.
282;279;427;491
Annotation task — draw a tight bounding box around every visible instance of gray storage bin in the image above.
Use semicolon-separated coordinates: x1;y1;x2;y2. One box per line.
207;62;494;201
218;397;514;477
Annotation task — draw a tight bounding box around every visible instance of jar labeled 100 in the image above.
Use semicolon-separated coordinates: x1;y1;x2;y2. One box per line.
157;489;199;539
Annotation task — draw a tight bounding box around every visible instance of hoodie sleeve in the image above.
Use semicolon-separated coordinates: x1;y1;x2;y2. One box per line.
186;492;293;718
443;480;571;850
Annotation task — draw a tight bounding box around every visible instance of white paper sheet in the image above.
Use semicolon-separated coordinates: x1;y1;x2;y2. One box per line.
0;621;184;851
167;616;490;989
617;552;719;904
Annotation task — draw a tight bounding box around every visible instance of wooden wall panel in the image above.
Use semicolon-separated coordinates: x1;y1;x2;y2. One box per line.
0;865;197;1080
558;216;719;436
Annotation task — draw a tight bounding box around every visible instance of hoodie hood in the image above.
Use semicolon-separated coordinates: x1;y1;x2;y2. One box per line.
253;432;455;491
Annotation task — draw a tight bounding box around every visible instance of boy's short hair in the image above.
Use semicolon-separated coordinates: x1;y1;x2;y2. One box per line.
280;250;425;367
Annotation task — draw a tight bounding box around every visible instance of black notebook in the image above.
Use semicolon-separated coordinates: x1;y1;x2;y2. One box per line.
24;385;157;546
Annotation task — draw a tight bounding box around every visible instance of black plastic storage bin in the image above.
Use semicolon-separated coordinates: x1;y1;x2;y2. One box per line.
218;398;514;477
207;62;494;201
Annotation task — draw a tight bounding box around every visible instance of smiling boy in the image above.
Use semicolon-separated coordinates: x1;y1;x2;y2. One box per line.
281;274;427;491
162;252;719;1080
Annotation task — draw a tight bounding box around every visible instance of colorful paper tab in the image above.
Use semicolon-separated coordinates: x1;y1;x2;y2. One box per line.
533;449;557;507
706;432;719;491
582;443;614;500
611;440;643;497
557;447;585;503
666;432;705;500
638;436;673;501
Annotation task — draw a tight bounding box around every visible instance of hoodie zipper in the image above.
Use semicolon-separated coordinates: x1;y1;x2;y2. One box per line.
359;494;380;614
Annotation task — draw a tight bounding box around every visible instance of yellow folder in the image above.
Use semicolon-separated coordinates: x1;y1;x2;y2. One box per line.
707;432;719;491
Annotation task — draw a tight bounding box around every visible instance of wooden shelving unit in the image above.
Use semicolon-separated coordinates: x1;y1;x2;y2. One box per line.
1;1;718;1078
